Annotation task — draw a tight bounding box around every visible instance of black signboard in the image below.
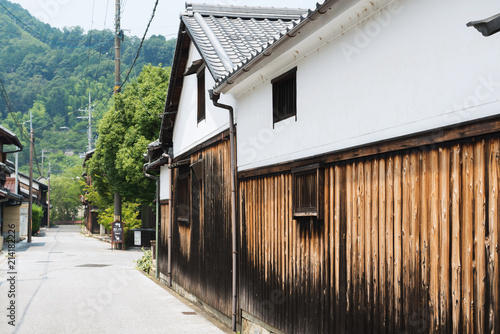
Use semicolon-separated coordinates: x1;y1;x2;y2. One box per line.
111;221;123;250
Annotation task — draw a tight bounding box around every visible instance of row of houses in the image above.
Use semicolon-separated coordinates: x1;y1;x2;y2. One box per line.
140;1;500;333
0;125;48;244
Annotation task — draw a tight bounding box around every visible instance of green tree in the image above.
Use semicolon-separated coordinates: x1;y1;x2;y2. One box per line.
89;65;169;205
50;166;84;221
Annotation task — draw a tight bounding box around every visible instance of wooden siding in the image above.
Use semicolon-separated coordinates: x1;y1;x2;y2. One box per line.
165;139;233;318
158;202;169;277
239;135;500;334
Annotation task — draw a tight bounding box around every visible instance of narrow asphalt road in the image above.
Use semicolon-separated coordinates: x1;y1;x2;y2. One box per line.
0;226;229;334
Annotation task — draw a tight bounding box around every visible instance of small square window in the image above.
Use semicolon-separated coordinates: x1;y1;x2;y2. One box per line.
197;69;206;123
272;67;297;124
292;164;323;219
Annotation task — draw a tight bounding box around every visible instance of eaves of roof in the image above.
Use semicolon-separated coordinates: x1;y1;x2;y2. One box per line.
0;188;23;203
160;20;191;147
0;124;23;150
182;3;306;83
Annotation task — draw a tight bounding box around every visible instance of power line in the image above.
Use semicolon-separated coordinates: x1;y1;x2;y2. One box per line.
85;0;97;95
0;75;29;141
119;0;160;91
93;0;112;83
0;1;114;49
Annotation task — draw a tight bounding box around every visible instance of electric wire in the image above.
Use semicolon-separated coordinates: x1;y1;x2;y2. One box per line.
119;0;160;91
0;0;114;49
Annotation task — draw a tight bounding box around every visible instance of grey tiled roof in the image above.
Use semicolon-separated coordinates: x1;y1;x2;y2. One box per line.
181;3;307;81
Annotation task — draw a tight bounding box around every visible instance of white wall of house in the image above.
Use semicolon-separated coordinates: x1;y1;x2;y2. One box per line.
172;43;236;158
159;165;171;201
234;0;500;171
3;204;27;242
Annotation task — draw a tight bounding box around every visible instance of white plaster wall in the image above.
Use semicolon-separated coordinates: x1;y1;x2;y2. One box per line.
235;0;500;171
172;43;236;158
159;165;171;200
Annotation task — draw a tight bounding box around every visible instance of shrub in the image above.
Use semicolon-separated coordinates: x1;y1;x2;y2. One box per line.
97;202;141;244
135;248;152;274
32;204;43;235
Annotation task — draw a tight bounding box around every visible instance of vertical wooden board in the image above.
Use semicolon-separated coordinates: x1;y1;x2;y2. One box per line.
252;179;257;317
488;139;500;334
292;174;300;333
439;147;450;333
304;210;310;333
394;155;403;332
386;157;395;334
378;158;387;333
323;169;330;332
331;167;338;332
371;159;379;334
354;162;361;332
365;161;373;331
283;174;290;330
276;177;281;327
323;167;329;333
474;140;486;334
346;163;353;332
339;165;348;334
419;150;430;331
264;178;269;296
357;161;366;331
462;144;474;333
259;179;266;320
281;174;294;328
402;154;411;331
410;152;420;332
451;145;461;334
429;149;440;333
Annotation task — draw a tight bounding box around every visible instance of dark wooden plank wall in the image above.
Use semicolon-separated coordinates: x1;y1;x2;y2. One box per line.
168;139;233;318
239;135;500;334
158;203;169;277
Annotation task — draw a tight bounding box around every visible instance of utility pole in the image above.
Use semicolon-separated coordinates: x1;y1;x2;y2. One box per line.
28;110;33;243
114;0;121;94
113;0;122;242
47;162;50;229
77;92;94;152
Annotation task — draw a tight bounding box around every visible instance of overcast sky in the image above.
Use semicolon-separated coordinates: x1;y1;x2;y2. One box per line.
9;0;314;39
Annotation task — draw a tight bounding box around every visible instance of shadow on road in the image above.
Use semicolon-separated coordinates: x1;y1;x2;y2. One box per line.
16;242;46;252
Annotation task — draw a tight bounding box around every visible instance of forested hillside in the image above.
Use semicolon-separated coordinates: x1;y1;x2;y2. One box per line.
0;0;175;176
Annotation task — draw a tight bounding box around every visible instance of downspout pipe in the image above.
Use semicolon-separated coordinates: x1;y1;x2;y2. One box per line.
209;89;237;332
143;162;159;280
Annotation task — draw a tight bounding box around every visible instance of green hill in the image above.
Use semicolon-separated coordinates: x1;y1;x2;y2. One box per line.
0;0;175;176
